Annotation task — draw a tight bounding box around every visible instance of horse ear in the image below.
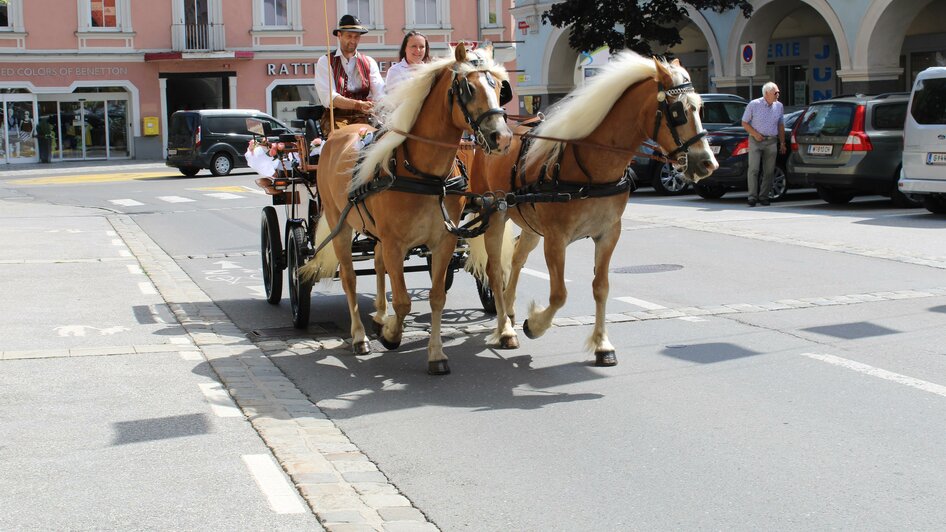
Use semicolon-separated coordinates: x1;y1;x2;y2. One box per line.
653;57;673;85
480;43;494;58
455;42;468;62
670;58;681;67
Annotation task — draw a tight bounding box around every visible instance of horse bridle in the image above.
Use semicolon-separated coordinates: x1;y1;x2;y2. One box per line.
651;81;707;164
450;68;512;153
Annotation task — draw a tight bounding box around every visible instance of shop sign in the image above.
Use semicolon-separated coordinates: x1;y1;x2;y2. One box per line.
267;61;396;76
0;66;129;77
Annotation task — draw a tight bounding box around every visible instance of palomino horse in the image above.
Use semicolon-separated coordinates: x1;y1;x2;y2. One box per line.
468;52;719;367
299;44;512;375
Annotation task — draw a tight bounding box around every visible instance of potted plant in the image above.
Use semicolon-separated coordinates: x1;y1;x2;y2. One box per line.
36;119;55;163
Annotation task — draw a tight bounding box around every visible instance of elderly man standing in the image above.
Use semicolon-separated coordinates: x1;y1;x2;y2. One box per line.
314;14;384;135
741;82;786;206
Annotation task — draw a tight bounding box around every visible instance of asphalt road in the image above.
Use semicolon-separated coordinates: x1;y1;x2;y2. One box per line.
5;162;946;530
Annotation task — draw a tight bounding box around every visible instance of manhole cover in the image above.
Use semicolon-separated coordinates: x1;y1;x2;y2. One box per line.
610;264;683;274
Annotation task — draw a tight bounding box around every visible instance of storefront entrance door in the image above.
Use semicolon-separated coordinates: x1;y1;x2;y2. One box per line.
2;96;39;164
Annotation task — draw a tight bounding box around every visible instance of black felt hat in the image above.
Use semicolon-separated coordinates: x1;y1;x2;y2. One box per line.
333;14;368;36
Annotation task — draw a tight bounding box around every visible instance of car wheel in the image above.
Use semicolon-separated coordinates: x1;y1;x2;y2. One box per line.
210;153;233;176
816;186;855;205
179;167;200;177
769;167;787;201
695;182;726;199
923;195;946;214
651;162;690;195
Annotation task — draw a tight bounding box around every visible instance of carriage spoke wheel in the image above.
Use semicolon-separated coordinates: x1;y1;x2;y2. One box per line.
475;277;497;314
260;207;283;304
287;224;312;329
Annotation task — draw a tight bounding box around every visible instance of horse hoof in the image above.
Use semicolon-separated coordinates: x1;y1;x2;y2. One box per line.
379;335;401;350
499;335;519;349
523;319;539;340
595;350;617;367
427;359;451;375
352;341;371;355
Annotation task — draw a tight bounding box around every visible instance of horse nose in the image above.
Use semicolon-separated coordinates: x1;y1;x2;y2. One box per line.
491;126;512;154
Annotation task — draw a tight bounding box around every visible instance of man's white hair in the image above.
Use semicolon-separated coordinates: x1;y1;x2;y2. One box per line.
762;81;779;96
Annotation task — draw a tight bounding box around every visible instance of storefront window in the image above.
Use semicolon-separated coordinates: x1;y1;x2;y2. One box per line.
1;1;9;28
3;100;37;163
270;83;319;124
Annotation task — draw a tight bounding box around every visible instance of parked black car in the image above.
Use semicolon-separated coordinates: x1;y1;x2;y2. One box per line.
694;109;805;200
166;109;294;177
788;93;919;206
629;93;750;195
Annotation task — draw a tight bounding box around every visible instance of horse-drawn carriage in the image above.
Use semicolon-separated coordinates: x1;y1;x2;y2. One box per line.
253;104;491;330
250;44;718;374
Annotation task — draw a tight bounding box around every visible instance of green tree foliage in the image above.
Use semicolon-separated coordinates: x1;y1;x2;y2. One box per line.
543;0;753;56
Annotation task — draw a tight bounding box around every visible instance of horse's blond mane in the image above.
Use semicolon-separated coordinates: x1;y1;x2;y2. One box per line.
352;49;508;188
525;51;667;169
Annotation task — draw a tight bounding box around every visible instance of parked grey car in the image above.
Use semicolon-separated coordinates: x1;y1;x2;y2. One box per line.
788;93;919;206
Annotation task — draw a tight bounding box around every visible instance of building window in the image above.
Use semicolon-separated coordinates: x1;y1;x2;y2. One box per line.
1;0;24;31
263;0;287;27
480;0;500;27
408;0;447;28
90;0;117;27
335;0;381;29
78;0;130;31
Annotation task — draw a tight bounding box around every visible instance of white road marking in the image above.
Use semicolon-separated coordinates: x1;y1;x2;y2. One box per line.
127;264;143;274
110;199;145;207
138;281;157;295
204;192;243;200
197;382;243;418
118;249;132;257
614;296;667;310
247;285;267;298
521;267;571;283
157;195;196;203
106;230;117;237
111;239;124;246
802;353;946;399
242;454;308;514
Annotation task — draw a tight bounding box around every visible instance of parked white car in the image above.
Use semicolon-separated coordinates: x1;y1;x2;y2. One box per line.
898;66;946;213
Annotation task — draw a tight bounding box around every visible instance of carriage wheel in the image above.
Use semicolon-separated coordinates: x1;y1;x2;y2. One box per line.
261;207;283;304
475;277;497;314
287;224;312;329
425;254;455;292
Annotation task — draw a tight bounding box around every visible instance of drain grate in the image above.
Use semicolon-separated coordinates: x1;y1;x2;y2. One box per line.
611;264;683;274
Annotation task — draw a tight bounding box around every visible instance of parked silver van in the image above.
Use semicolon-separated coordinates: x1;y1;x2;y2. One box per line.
898;67;946;214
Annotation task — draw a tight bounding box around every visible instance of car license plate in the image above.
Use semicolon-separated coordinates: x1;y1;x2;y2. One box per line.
710;145;720;154
927;152;946;164
808;144;832;155
167;149;177;155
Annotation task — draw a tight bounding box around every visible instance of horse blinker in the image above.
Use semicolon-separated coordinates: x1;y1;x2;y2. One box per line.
499;80;513;106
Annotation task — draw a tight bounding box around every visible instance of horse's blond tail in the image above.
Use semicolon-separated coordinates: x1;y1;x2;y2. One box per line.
464;219;515;284
298;216;339;284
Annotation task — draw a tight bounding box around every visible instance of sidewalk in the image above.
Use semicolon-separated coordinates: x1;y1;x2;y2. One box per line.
1;158;167;178
0;194;437;530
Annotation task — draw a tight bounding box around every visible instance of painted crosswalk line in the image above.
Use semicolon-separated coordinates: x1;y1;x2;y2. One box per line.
110;198;145;207
157;195;196;203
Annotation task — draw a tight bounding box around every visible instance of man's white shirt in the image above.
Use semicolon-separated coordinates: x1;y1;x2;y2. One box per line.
314;49;385;105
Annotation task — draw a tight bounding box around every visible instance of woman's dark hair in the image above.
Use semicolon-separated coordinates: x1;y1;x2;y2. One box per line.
398;31;430;63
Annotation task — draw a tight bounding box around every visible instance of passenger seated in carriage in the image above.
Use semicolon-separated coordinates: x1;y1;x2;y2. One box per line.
313;15;384;136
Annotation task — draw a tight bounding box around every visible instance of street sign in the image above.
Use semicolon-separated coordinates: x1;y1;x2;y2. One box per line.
518;20;529;36
740;43;756;77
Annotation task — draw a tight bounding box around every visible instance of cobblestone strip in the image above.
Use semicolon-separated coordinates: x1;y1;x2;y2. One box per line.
108;214;438;532
623;213;946;270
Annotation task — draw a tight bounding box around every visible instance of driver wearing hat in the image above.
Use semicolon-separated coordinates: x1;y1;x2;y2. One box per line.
314;14;385;134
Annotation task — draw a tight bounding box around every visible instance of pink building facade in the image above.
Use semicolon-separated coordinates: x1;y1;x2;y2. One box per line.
0;0;516;164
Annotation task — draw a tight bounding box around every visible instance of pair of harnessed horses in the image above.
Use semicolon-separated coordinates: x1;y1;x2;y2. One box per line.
299;44;718;375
